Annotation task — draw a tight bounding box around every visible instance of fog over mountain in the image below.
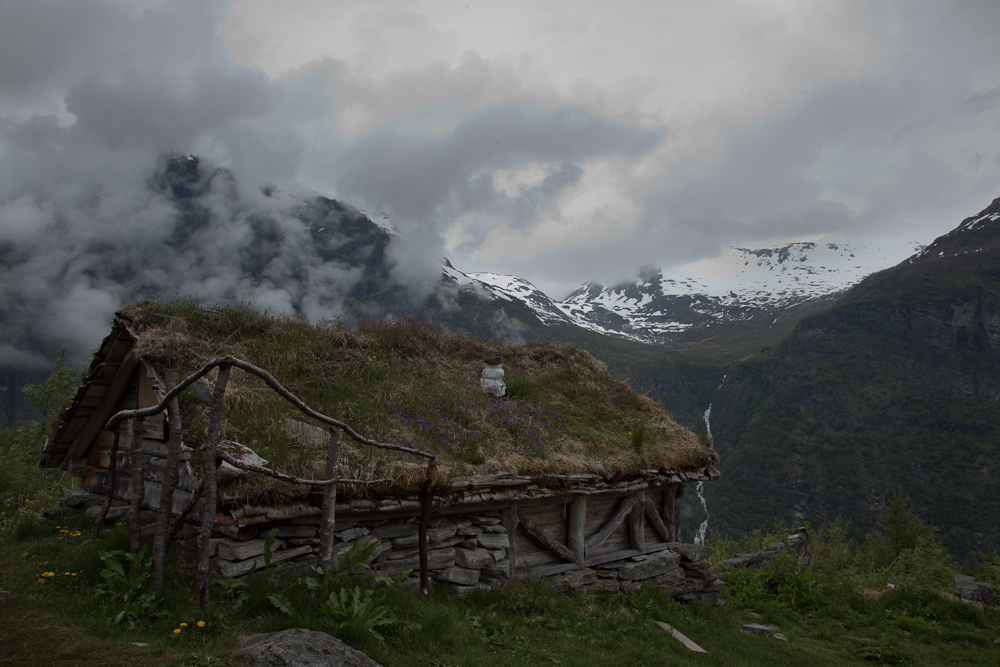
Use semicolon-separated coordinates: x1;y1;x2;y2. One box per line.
3;0;1000;366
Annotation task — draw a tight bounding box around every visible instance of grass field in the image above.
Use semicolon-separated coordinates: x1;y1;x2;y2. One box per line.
2;510;998;667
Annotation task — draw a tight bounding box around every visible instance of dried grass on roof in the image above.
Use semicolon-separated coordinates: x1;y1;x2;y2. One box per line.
116;300;716;505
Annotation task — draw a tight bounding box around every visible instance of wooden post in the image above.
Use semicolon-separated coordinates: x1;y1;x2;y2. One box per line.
152;370;181;591
317;426;343;569
91;429;121;539
198;364;230;613
629;490;645;551
663;484;677;542
505;501;519;578
128;417;145;557
568;495;586;564
418;459;437;596
673;485;684;542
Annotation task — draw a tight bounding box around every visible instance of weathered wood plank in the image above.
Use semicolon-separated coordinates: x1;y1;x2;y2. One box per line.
519;541;681;577
62;348;138;472
644;496;671;542
584;495;636;557
629;490;645;551
505;502;519;577
568;495;586;564
517;508;575;562
654;621;708;655
663;483;677;542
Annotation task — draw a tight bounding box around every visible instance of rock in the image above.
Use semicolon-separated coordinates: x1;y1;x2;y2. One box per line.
277;525;318;539
455;547;494;570
786;527;813;566
475;533;510;549
552;568;598;590
618;550;682;581
85;504;129;521
453;582;494;599
59;491;104;508
213;545;313;578
427;519;458;543
378;547;456;576
217;538;269;562
236;627;383;667
369;523;417;540
391;520;459;547
978;582;995;607
741;623;787;641
955;575;981;602
584;579;620;594
460;538;479;549
671;544;710;562
434;566;481;586
655;567;702;597
337;528;367;542
703;578;726;593
680;560;715;581
470;514;503;525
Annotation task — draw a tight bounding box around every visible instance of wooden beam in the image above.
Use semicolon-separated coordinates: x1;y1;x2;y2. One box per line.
654;621;708;655
584;494;637;557
644;496;672;542
505;502;519;578
517;508;575;562
61;347;138;471
663;483;677;542
629;490;645;551
568;495;586;564
519;541;681;578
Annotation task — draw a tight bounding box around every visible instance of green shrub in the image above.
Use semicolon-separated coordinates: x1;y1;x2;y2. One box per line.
504;373;539;400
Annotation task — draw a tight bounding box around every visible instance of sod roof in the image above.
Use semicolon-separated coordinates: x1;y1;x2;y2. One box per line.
59;301;718;504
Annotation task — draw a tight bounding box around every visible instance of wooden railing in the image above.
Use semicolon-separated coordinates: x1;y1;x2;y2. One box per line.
92;355;438;611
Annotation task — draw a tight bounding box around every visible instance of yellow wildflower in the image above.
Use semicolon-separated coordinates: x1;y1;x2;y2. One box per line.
173;628;181;634
180;622;187;627
37;578;45;584
196;621;205;628
42;572;55;577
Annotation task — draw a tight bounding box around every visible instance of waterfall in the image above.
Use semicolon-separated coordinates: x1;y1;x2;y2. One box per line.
694;404;713;545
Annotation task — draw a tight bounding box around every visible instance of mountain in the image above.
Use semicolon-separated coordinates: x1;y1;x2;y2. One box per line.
553;242;912;357
705;197;1000;555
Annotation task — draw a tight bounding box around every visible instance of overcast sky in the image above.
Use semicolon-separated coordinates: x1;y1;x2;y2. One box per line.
2;0;1000;334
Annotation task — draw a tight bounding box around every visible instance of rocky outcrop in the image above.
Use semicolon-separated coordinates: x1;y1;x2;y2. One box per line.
954;574;996;607
236;628;382;667
717;527;813;571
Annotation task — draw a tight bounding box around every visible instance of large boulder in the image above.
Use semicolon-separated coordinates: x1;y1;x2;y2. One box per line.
236;628;382;667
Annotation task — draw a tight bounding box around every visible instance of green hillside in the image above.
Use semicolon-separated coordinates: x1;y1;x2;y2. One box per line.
704;198;1000;556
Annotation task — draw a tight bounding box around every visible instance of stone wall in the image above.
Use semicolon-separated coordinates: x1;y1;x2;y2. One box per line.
57;493;724;602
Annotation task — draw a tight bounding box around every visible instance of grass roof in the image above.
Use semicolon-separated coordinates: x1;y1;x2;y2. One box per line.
116;300;716;504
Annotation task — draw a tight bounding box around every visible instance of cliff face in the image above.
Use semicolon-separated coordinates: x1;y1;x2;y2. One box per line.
707;198;1000;556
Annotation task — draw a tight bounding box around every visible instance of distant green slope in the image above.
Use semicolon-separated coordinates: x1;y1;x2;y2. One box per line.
705;197;1000;556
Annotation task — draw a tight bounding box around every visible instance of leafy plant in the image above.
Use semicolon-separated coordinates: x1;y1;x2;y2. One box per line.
92;545;164;626
298;537;404;640
211;528;292;617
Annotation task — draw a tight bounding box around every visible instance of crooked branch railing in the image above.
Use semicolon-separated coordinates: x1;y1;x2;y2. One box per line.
92;355;439;611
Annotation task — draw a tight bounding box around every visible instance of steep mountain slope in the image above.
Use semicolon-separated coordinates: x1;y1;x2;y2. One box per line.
707;197;1000;556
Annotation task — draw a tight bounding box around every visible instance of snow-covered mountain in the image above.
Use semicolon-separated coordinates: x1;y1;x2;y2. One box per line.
445;241;917;346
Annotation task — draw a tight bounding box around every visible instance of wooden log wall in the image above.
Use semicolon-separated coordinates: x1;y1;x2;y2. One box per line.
75;364;199;519
511;484;684;574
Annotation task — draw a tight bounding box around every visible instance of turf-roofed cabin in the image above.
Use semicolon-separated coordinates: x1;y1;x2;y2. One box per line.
43;302;723;600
